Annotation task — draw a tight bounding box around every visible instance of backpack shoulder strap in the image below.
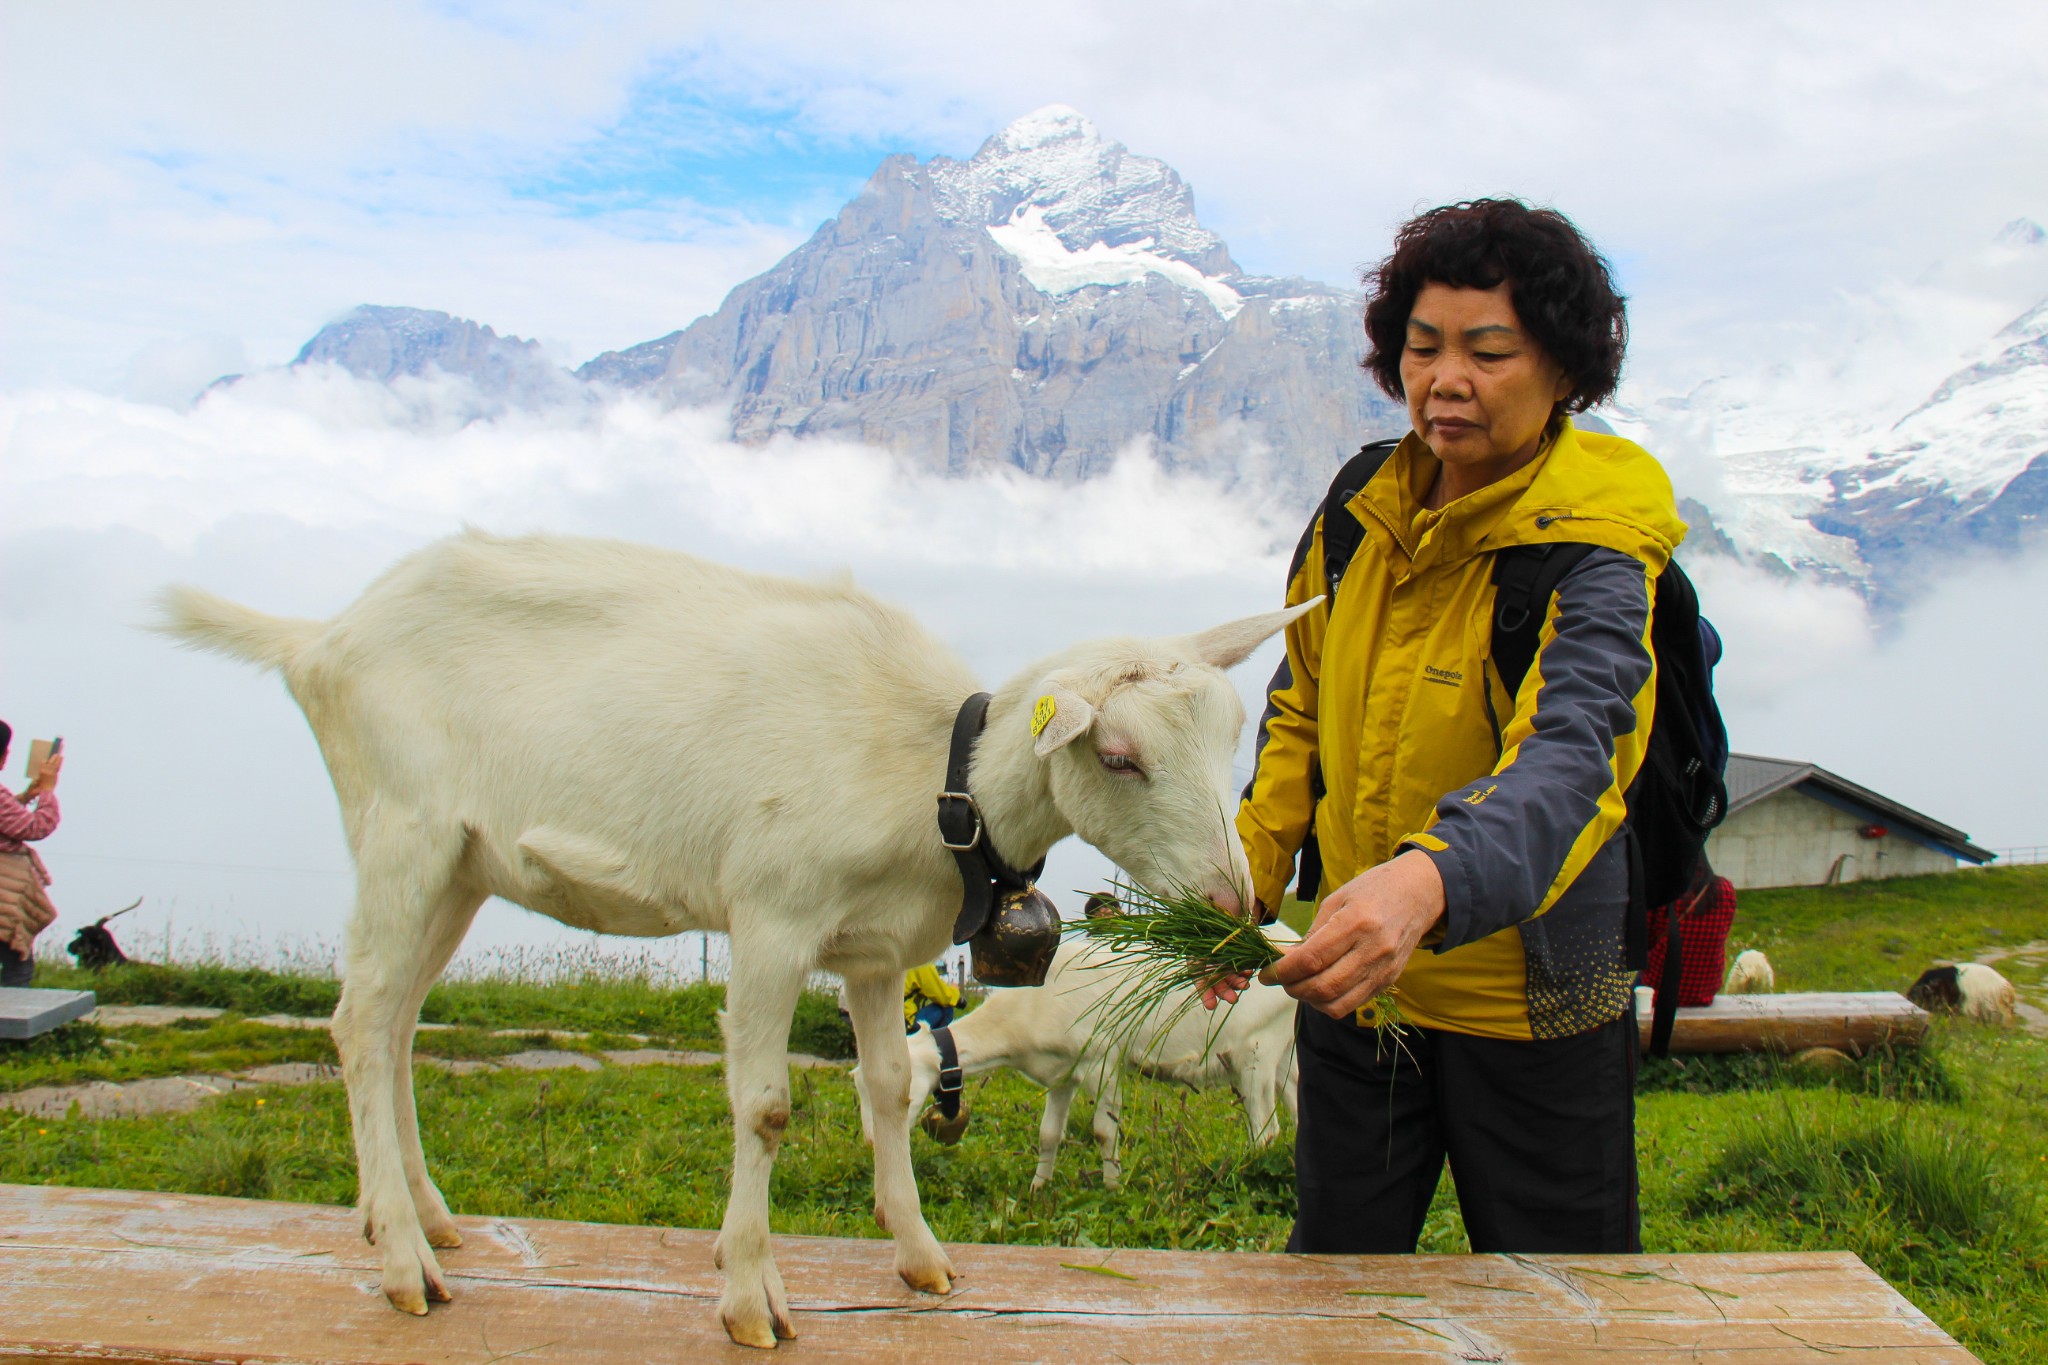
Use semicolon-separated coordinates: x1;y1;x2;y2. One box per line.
1489;542;1598;699
1312;438;1401;603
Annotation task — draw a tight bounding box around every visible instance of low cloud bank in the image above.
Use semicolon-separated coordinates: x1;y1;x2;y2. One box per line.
0;375;2036;969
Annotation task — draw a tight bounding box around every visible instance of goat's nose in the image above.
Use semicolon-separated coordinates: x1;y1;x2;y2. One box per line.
1205;882;1244;916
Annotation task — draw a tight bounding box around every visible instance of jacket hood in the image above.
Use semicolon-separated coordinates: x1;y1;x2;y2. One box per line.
1357;419;1688;575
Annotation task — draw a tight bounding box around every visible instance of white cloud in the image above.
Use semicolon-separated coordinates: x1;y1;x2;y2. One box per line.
0;376;1294;966
3;377;2038;972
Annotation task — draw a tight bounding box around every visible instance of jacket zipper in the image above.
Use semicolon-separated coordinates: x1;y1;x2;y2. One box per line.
1481;657;1505;756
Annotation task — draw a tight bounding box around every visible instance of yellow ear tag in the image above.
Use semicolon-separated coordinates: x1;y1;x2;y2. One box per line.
1030;695;1057;737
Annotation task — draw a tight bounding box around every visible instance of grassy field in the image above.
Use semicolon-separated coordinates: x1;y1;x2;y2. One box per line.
6;866;2047;1360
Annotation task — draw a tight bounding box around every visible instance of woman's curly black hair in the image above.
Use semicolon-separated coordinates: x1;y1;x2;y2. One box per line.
1362;199;1627;425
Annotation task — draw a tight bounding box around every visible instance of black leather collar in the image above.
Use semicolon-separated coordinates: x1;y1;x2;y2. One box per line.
930;1024;965;1120
937;692;1047;945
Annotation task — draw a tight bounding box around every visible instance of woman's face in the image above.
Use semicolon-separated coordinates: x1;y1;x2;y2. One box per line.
1401;280;1572;479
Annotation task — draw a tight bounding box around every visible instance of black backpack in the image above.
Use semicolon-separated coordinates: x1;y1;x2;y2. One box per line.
1295;439;1729;1055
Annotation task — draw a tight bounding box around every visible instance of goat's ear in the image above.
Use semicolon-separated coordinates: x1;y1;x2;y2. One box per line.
1029;683;1095;758
1183;599;1322;670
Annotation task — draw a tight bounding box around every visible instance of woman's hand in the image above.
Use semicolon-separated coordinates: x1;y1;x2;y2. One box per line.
1264;851;1447;1018
26;753;61;797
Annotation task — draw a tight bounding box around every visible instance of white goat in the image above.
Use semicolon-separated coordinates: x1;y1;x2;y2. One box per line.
1723;949;1775;995
857;925;1300;1189
157;530;1307;1350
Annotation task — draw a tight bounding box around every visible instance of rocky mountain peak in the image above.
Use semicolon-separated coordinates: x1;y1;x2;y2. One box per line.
289;304;578;409
984;103;1101;155
929;105;1235;278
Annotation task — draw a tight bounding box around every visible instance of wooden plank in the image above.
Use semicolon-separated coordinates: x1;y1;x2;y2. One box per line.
0;1183;1977;1363
0;988;96;1041
1640;991;1929;1055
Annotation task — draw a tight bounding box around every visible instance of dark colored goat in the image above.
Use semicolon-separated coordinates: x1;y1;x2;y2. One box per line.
66;898;139;971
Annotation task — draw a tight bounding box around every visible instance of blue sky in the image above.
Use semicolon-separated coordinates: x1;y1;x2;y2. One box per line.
3;0;2039;394
510;75;941;222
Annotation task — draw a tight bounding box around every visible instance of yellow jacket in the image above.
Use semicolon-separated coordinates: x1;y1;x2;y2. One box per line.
1237;421;1686;1039
903;964;961;1025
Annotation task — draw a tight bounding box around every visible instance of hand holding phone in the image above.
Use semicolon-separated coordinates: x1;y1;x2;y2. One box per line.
27;737;62;795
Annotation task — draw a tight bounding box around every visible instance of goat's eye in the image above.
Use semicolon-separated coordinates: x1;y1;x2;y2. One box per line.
1098;752;1144;777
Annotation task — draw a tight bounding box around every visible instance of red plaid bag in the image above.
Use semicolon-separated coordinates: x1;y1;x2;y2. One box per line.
1643;872;1737;1009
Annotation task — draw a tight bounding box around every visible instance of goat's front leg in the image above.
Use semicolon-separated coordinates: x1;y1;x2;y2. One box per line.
1236;1051;1282;1148
843;970;955;1296
1032;1081;1077;1190
1281;1042;1300;1125
714;941;808;1349
1090;1061;1126;1189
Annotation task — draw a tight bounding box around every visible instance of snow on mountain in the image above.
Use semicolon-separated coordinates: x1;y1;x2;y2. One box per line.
1873;299;2048;502
1612;219;2048;598
985;204;1244;319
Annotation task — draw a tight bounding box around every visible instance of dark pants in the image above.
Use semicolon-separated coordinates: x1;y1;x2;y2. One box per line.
0;945;32;988
909;1003;955;1034
1288;1003;1640;1254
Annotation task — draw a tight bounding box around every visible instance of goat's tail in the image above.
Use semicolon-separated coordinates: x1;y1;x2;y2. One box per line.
152;585;325;671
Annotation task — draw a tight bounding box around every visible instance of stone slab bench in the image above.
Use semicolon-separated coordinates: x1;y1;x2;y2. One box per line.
0;985;95;1040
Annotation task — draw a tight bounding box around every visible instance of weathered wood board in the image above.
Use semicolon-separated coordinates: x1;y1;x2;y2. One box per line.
0;1183;1977;1363
0;987;95;1041
1642;991;1929;1055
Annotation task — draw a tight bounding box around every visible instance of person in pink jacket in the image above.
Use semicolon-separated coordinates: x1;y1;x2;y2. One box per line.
0;721;62;987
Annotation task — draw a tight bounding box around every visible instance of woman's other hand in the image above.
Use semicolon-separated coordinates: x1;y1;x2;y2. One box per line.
26;753;61;797
1199;898;1267;1010
1265;851;1446;1018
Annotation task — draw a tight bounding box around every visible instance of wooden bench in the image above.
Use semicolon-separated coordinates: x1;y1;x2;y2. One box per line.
0;1183;1977;1362
1642;991;1929;1055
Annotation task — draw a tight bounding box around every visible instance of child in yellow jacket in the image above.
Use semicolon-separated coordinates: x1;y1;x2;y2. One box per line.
903;963;961;1033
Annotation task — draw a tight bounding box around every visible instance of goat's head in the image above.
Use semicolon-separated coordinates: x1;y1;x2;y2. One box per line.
1021;601;1317;914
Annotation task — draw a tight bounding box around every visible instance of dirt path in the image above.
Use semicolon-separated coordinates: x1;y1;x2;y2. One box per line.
1970;938;2048;1034
4;1005;848;1119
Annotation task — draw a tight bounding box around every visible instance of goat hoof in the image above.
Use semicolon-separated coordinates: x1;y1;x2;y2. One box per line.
720;1309;779;1350
897;1245;956;1296
385;1281;430;1316
424;1223;463;1250
719;1291;795;1348
900;1265;953;1295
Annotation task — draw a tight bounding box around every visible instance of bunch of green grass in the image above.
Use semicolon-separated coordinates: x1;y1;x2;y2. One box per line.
1069;880;1405;1059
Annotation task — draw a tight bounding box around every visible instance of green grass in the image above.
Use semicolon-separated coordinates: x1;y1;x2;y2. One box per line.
11;865;2048;1361
1730;864;2048;994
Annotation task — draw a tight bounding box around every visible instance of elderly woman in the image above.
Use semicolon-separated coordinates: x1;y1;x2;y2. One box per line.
0;722;63;986
1231;200;1682;1253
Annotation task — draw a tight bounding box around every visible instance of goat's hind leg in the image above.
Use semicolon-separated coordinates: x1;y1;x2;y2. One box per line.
332;820;466;1316
844;970;955;1295
393;881;485;1249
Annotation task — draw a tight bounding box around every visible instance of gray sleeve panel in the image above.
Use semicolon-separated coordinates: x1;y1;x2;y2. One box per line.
1415;547;1654;950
